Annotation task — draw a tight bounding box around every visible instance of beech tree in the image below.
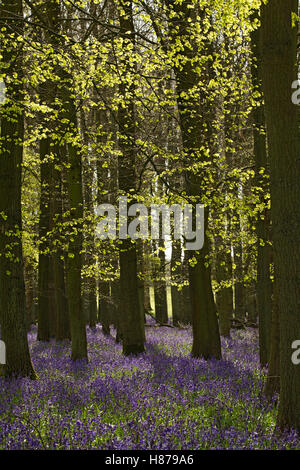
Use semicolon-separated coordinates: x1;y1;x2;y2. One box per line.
165;0;222;359
250;11;273;367
0;0;36;378
260;0;300;432
117;0;145;355
0;4;298;436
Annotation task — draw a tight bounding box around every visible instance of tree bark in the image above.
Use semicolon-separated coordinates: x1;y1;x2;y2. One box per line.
264;282;280;401
37;133;52;341
154;242;168;324
117;0;145;355
215;215;233;337
250;16;273;366
60;72;87;361
0;0;36;378
260;0;300;432
166;0;221;359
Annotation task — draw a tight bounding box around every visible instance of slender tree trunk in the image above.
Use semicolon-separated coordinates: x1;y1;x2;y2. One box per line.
88;277;98;329
142;241;152;315
154;241;168;324
99;280;111;335
137;240;146;323
181;253;192;325
111;278;122;342
216;263;233;337
171;240;183;326
24;258;36;329
53;251;70;340
233;214;245;324
37;134;51;341
52;160;70;341
215;214;233;337
95;108;111;335
245;287;258;326
81;108;98;329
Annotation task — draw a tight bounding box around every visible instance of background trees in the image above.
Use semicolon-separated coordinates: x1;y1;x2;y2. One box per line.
0;0;299;433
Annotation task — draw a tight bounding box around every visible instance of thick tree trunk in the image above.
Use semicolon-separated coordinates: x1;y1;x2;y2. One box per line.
260;0;300;432
264;282;280;401
250;19;273;366
117;0;145;355
166;0;221;359
60;73;87;361
257;218;273;366
0;0;36;378
189;209;222;359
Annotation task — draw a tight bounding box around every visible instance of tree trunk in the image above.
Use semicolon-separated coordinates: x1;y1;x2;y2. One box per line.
264;282;280;401
233;215;245;323
24;258;36;330
215;216;233;337
117;0;145;355
52;156;70;341
37;134;52;341
81;108;98;330
166;0;221;359
260;0;300;432
154;242;168;324
250;17;273;366
171;240;183;326
0;0;36;378
99;281;111;335
60;73;87;361
189;209;222;359
111;278;122;342
88;277;98;330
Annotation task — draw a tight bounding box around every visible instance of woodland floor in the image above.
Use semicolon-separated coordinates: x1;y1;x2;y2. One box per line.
0;321;299;450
